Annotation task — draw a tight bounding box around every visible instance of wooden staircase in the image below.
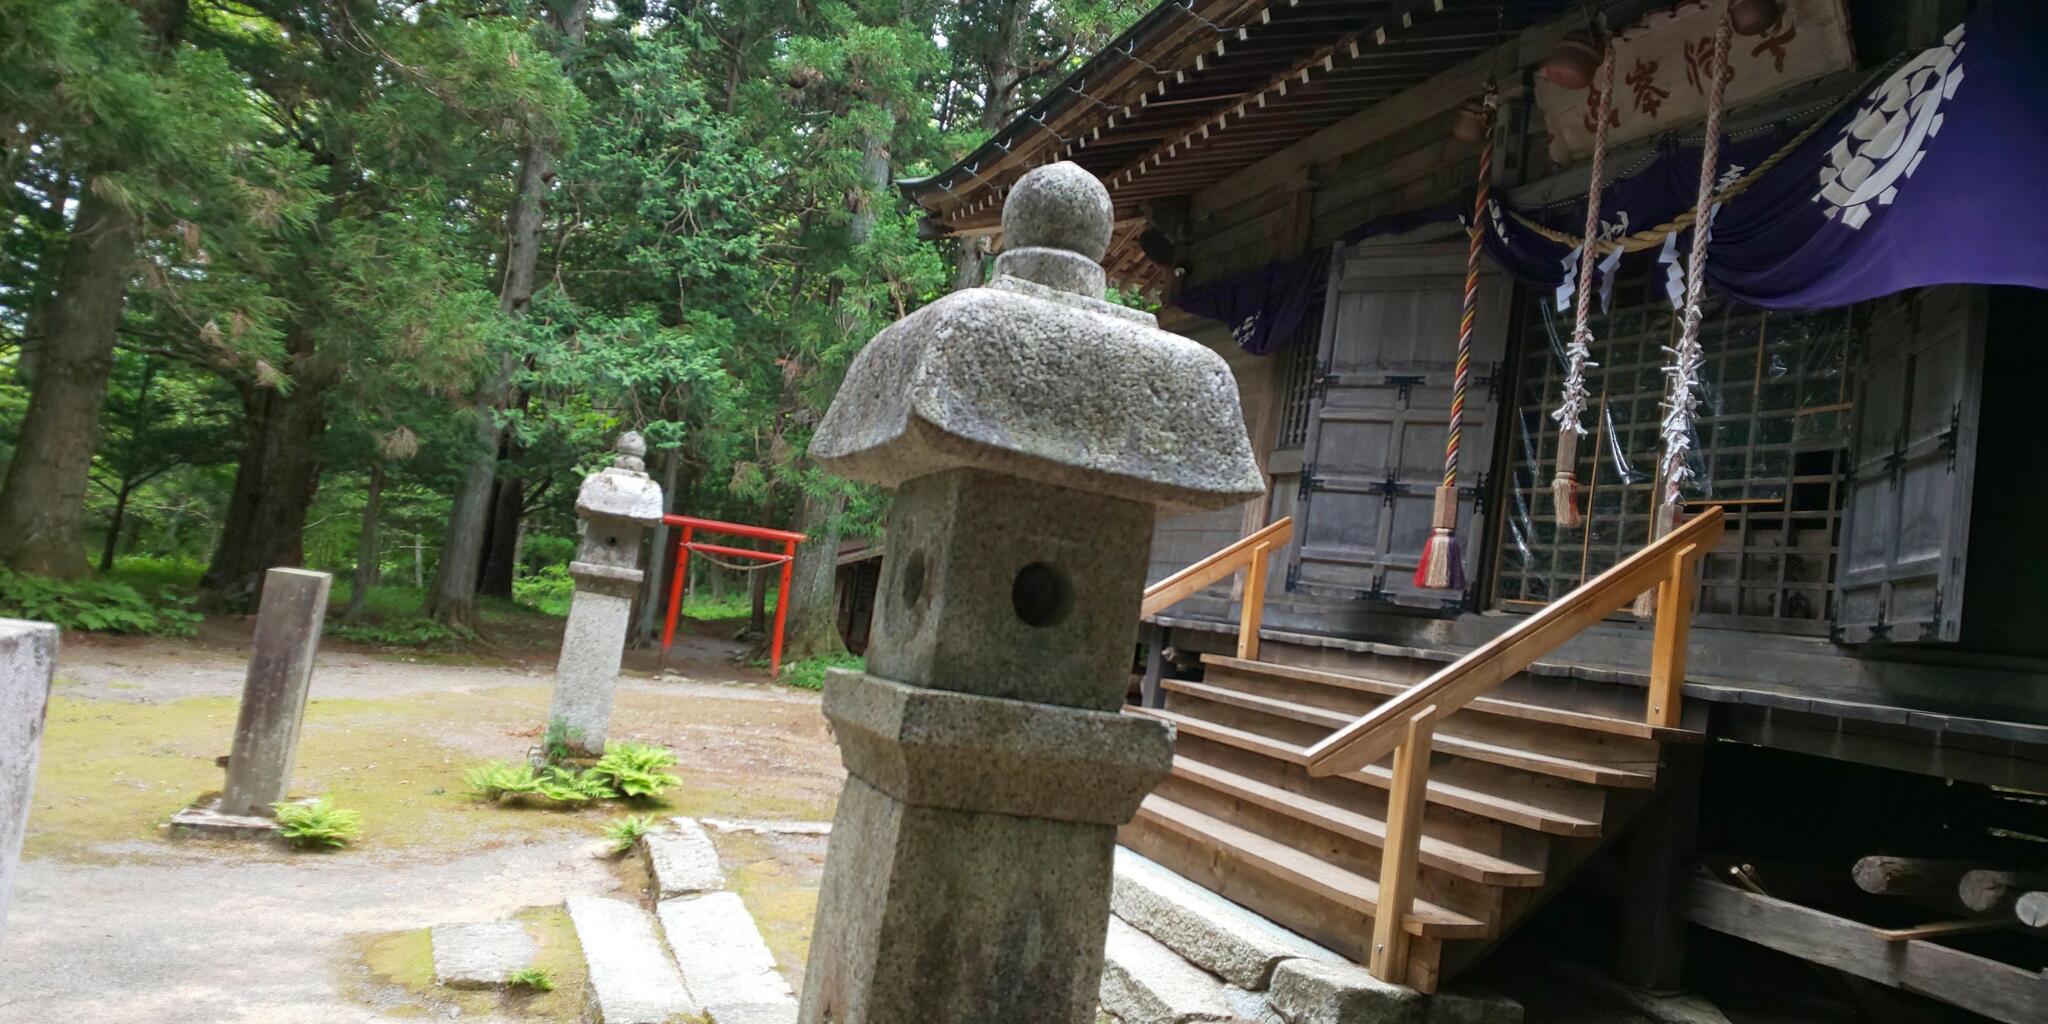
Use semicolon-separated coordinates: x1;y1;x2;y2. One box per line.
1123;509;1726;994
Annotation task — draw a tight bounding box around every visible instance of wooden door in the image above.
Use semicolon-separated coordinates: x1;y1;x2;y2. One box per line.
1288;242;1512;609
1833;286;1985;644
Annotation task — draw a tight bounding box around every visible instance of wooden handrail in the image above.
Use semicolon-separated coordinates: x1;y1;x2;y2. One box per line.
1307;506;1725;988
1304;506;1724;778
1142;516;1292;662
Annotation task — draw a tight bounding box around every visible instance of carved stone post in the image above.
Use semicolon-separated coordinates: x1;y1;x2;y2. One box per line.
798;162;1264;1024
547;432;664;756
0;619;56;935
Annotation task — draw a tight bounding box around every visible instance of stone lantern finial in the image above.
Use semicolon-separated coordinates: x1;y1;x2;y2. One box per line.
613;430;647;473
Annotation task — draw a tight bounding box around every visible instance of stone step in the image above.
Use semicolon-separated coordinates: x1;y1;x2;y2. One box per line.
565;895;701;1024
1112;846;1344;990
657;892;798;1024
642;817;725;899
1100;915;1248;1024
431;920;538;989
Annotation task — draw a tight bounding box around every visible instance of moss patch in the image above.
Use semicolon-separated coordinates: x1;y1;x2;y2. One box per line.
26;678;840;863
344;906;588;1020
715;830;825;989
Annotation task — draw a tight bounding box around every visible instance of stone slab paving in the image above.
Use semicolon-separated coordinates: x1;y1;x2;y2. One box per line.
699;817;832;836
1101;915;1241;1024
1113;847;1344;990
565;895;700;1023
657;891;797;1024
642;817;724;899
430;921;537;989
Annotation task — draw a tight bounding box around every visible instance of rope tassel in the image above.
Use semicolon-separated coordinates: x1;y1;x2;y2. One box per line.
1552;428;1583;528
1414;85;1497;591
1415;485;1466;591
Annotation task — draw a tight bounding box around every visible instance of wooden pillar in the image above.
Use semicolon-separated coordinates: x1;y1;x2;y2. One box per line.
1139;623;1168;709
1646;545;1699;727
1614;743;1704;994
1369;710;1435;985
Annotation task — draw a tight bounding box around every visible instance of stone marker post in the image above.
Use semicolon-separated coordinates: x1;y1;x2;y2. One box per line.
546;432;664;756
219;568;333;817
798;162;1265;1024
0;619;57;935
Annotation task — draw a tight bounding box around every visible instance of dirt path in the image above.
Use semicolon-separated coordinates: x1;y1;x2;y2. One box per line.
0;636;844;1023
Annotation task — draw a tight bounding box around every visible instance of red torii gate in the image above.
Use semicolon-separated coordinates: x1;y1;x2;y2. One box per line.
659;515;806;677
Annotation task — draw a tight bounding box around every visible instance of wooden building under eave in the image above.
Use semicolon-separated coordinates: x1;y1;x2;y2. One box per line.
906;1;2048;1020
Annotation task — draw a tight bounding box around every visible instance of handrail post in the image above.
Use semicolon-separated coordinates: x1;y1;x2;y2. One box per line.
1369;706;1436;986
1237;541;1271;661
1646;544;1700;728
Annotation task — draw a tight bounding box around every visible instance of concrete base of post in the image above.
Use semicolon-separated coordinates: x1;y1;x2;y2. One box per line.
167;798;285;839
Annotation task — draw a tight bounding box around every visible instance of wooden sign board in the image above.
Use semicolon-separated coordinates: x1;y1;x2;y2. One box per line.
1536;0;1856;162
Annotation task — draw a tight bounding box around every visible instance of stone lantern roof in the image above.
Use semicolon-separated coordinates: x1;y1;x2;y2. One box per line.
813;162;1264;515
574;431;665;525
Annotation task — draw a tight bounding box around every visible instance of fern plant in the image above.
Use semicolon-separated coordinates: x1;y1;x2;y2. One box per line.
535;765;615;803
465;761;543;802
586;743;682;801
603;814;656;855
505;967;554;992
272;798;362;849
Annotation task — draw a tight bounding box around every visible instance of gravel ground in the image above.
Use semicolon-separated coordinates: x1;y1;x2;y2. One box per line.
0;634;842;1023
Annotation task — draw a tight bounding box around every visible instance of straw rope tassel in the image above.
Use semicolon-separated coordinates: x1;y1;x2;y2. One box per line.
1551;44;1617;530
1416;87;1498;591
1637;14;1732;617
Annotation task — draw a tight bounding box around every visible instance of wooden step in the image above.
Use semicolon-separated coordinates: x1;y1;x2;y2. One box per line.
1201;654;1701;744
1133;707;1604;837
1168;756;1545;888
1163;678;1658;790
1132;793;1490;939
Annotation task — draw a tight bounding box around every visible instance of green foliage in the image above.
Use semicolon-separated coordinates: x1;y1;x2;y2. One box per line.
602;814;656;855
781;653;863;692
0;569;201;636
540;719;574;763
327;619;472;649
506;967;555;992
272;798;363;850
585;743;682;801
680;585;777;623
513;564;575;616
2;0;1154;643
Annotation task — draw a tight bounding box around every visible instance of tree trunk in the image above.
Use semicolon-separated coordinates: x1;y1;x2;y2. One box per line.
345;462;385;622
98;481;134;573
776;119;893;665
477;474;523;597
427;0;588;628
749;565;768;636
781;485;849;661
633;451;684;644
200;356;328;611
0;185;138;578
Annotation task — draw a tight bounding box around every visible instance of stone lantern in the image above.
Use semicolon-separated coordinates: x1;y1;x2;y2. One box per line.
546;431;664;757
798;162;1265;1024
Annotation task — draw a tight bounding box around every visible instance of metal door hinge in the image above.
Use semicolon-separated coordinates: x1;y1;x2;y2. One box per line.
1385;374;1426;404
1939;403;1960;470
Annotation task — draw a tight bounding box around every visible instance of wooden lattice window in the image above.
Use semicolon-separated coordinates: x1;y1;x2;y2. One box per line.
1490;263;1857;632
1276;321;1318;451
